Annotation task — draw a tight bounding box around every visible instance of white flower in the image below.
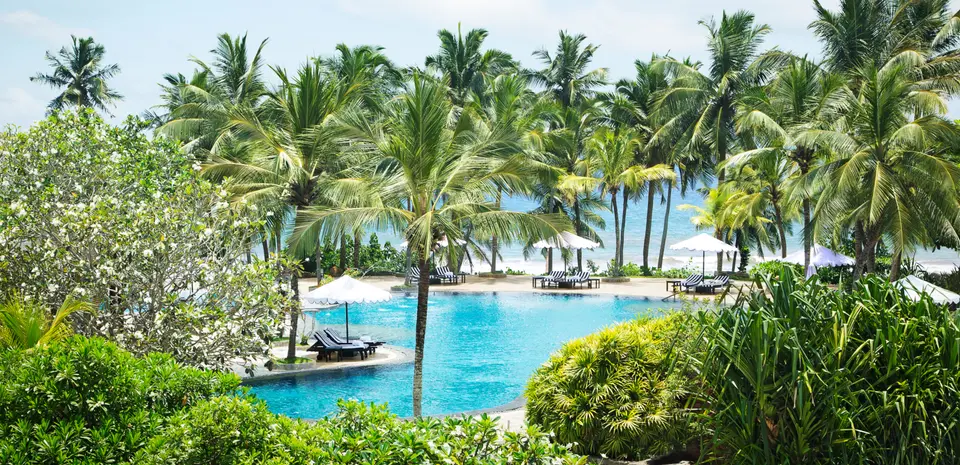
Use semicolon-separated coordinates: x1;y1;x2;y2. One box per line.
142;249;154;257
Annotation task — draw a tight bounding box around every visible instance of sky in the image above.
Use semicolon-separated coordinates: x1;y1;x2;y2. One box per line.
0;0;859;127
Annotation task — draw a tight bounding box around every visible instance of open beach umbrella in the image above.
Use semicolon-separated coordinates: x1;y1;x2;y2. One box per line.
896;275;960;305
778;244;855;279
302;276;392;341
533;231;600;250
669;233;738;275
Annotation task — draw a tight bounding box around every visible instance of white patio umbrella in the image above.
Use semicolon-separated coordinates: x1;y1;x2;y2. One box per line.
669;233;738;275
777;244;855;279
302;275;392;341
533;231;600;250
896;275;960;305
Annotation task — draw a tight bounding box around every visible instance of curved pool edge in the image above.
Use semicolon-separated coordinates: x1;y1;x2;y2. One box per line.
241;345;415;384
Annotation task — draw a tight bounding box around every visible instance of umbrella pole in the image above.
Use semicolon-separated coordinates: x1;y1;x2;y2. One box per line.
702;251;705;276
345;303;350;342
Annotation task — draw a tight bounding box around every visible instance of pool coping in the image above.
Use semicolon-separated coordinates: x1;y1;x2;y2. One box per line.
241;344;415;383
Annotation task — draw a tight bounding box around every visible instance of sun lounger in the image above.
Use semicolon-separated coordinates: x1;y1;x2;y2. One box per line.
434;266;460;284
408;266;439;284
561;271;592;289
324;327;383;353
679;274;704;292
703;275;730;293
541;270;567;288
305;331;370;362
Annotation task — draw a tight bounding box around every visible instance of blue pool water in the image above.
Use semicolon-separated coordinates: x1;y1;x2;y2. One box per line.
247;291;674;418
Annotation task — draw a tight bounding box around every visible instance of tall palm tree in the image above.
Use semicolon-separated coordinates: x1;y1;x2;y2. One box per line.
720;151;796;257
730;56;848;266
292;75;567;417
158;33;269;157
812;58;960;280
585;128;674;275
655;10;782;273
31;36;122;114
0;293;91;350
467;74;553;272
426;24;516;108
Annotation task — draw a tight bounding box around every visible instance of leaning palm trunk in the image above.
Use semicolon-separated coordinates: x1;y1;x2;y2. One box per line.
286;270;300;361
413;253;431;417
642;186;655;270
491;189;502;273
715;228;724;275
803;199;811;270
610;190;621;276
574;200;583;271
353;231;361;268
657;185;673;269
619;189;629;271
773;202;787;258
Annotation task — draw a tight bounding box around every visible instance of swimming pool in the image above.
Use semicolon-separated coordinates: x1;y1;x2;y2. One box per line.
247;291;674;418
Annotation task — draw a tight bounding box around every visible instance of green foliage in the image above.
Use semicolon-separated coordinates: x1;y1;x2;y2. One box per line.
0;336;238;464
505;267;527;275
525;313;699;460
0;293;91;350
697;267;960;464
309;233;405;276
748;260;802;280
601;260;698;278
136;399;585;465
922;266;960;293
0;111;291;369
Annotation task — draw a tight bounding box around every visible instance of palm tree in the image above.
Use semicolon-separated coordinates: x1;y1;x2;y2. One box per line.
586;128;674;275
812;58;960;280
31;36;122;114
720;151;796;257
530;31;607;109
730;56;848;266
426;24;516;108
0;293;91;350
157;33;269;157
655;10;782;273
466;74;553;272
292;75;567;417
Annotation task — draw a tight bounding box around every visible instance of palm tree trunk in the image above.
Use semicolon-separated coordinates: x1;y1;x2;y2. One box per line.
619;189;629;270
853;222;866;279
491;189;501;273
403;245;413;286
338;235;347;273
773;200;787;258
803;199;811;270
715;228;724;275
316;238;323;285
286;270;300;361
547;248;553;273
611;190;621;276
352;231;361;269
412;253;431;417
642;185;655;270
574;200;583;271
245;246;252;264
262;239;269;260
890;249;902;282
657;185;673;269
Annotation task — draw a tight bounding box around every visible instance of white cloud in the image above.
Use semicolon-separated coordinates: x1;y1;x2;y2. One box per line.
0;87;46;128
0;10;93;44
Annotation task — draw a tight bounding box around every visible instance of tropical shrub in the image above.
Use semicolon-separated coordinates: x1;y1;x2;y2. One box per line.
137;399;585;465
309;233;405;276
0;111;292;368
920;266;960;293
748;259;802;279
0;336;238;464
0;293;91;349
525;313;700;460
697;267;960;464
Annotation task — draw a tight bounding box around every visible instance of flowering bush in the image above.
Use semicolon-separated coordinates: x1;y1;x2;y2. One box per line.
0;111;291;368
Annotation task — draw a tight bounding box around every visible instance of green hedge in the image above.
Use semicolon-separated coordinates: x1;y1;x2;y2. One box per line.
525;313;700;460
0;336;238;464
136;398;584;465
0;336;583;465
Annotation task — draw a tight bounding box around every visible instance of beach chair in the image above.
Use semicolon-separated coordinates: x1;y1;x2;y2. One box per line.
679;274;703;292
434;266;459;284
541;270;566;288
306;331;370;362
562;271;591;288
705;275;730;293
408;266;440;284
324;327;383;353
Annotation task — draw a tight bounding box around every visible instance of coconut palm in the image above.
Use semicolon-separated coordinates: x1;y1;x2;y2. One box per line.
31;36;122;114
729;56;849;265
720;150;796;257
655;10;783;272
812;58;960;280
531;31;607;109
157;33;269;157
291;75;567;416
585;128;675;275
0;293;91;350
426;25;516;108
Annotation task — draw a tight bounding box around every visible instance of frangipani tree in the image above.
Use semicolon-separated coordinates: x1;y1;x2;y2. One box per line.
292;75;568;417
